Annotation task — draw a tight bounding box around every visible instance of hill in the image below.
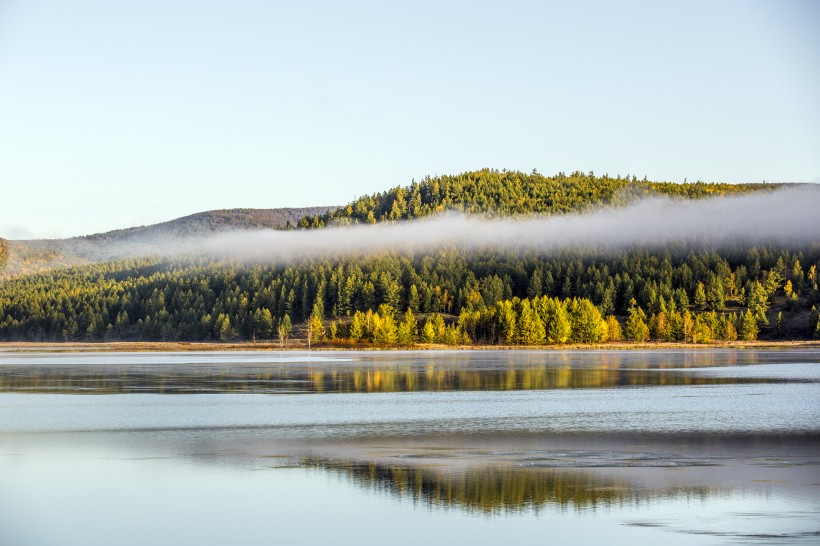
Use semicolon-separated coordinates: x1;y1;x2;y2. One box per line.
0;206;333;278
1;170;817;345
81;207;333;242
297;169;778;227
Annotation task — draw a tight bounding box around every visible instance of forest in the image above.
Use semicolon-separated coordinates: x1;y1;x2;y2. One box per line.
0;170;817;344
297;169;777;226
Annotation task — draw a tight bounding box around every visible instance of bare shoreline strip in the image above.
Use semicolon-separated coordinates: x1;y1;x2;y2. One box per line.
0;340;819;353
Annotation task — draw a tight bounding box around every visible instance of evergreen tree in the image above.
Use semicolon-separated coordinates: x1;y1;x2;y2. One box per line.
215;313;233;341
567;298;604;343
397;309;417;344
307;312;325;347
429;313;446;343
421;319;436;343
723;318;738;341
694;282;707;311
691;316;712;344
517;300;545;345
527;269;543;299
544;298;571;344
740;309;758;341
408;284;420;312
624;301;649;342
649;312;668;341
748;281;770;326
706;277;725;311
373;306;398;344
349;311;366;342
277;314;292;347
258;308;274;339
605;315;622;341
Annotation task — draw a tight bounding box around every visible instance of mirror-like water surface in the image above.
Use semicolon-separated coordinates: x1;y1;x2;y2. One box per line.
1;350;818;545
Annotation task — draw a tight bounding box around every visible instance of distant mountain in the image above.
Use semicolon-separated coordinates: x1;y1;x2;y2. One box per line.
0;206;334;278
80;207;334;242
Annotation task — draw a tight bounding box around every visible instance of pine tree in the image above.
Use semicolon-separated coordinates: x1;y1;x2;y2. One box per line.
397;309;417;344
545;298;571;344
695;282;707;311
723;319;738;341
691;316;712;344
527;269;543;299
373;307;398;344
517;300;536;344
494;301;517;345
707;277;725;311
740;309;758;341
258;308;273;339
748;281;770;326
307;312;325;347
408;284;420;312
624;302;650;342
605;315;622;341
430;313;446;343
444;324;467;345
649;311;668;341
568;298;604;343
216;313;233;341
349;310;366;342
421;320;436;343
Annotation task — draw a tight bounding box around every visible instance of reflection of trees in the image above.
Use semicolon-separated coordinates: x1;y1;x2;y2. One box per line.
302;457;718;513
0;360;788;394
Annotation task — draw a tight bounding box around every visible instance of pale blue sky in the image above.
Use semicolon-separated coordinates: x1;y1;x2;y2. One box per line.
1;0;818;238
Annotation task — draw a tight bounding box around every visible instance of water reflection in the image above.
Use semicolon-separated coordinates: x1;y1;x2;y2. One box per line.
0;355;813;394
302;457;722;514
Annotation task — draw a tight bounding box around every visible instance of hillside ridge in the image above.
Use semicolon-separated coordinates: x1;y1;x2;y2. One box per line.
1;206;334;278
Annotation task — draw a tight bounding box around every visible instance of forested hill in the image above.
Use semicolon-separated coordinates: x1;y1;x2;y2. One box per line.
0;172;778;278
0;206;333;278
2;171;817;345
296;170;779;227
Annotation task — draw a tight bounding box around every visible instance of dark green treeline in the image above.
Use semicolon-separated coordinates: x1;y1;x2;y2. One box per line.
1;243;818;342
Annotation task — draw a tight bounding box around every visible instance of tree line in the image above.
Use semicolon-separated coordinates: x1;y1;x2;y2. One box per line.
0;242;817;343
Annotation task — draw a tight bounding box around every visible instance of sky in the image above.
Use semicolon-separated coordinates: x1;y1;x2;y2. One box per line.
0;0;818;239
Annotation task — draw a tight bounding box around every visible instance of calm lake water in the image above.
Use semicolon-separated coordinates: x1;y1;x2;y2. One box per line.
1;349;818;545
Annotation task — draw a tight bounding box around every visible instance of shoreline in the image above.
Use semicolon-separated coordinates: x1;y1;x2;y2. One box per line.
0;340;819;353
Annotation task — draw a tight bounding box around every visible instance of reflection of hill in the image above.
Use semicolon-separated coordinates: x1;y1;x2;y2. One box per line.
302;457;718;513
0;360;796;394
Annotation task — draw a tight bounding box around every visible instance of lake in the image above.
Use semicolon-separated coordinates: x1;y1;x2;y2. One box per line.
1;349;818;545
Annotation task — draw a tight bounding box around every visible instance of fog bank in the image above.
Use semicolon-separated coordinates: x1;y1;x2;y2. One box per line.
188;186;818;262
